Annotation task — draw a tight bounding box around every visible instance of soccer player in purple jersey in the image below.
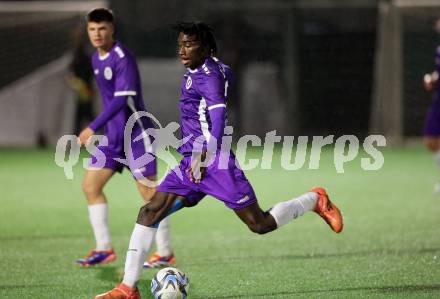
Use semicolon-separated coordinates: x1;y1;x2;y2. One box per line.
94;22;343;299
423;49;440;186
76;8;176;267
423;19;440;192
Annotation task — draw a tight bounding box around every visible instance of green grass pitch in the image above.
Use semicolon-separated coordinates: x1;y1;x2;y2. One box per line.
1;146;440;298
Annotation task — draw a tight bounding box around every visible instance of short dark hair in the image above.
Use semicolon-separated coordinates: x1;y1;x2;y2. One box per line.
87;8;114;23
174;22;217;55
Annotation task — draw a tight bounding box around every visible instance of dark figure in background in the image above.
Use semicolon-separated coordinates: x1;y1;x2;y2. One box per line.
423;19;440;192
66;25;95;135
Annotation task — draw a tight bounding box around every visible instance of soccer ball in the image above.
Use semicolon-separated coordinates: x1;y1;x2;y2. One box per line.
151;267;189;299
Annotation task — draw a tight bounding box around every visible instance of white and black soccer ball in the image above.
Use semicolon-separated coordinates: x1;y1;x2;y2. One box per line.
151;267;189;299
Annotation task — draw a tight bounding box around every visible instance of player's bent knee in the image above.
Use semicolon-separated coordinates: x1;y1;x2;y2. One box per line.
136;194;185;227
140;187;156;202
136;203;161;227
82;181;102;199
137;204;152;224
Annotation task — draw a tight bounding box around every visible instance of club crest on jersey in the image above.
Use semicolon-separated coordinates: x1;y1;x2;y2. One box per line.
104;67;113;80
186;76;192;89
94;69;99;75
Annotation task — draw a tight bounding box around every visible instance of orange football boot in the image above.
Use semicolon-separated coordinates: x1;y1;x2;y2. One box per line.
94;283;140;299
311;187;343;233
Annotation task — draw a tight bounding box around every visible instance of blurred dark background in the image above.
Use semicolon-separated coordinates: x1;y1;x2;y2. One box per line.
0;0;439;146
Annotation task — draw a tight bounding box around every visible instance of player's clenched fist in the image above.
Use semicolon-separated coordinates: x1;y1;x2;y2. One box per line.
424;71;438;91
78;127;95;145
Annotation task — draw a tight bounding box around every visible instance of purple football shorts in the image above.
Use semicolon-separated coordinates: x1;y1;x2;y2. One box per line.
157;151;257;210
88;136;156;180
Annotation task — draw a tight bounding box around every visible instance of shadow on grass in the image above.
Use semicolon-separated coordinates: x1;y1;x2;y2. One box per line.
93;266;123;283
185;247;440;266
196;284;440;298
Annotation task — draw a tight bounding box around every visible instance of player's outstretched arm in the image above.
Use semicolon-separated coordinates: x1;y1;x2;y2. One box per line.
78;127;95;145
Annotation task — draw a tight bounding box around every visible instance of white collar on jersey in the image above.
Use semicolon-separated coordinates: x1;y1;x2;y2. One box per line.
98;52;110;61
187;67;198;73
98;41;119;61
187;57;213;73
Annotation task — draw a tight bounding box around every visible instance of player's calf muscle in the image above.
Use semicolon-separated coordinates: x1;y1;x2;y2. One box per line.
246;218;276;235
235;204;277;234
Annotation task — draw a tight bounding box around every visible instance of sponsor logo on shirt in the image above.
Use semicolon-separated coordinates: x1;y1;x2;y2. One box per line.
186;76;192;89
104;67;113;80
237;195;250;204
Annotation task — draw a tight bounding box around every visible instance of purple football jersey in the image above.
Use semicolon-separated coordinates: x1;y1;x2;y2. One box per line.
158;57;257;210
90;41;152;152
178;57;234;155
